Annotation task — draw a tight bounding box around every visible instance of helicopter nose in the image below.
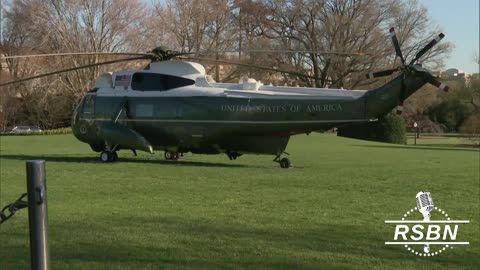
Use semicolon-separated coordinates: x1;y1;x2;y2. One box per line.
72;117;101;145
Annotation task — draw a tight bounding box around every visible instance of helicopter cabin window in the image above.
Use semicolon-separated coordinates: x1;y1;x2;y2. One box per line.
81;95;96;114
131;73;195;91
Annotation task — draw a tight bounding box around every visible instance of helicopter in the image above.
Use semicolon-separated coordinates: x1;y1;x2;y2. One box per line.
0;28;449;168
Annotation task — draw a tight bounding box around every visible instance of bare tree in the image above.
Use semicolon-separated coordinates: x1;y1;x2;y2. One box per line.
0;0;150;129
246;0;452;88
32;0;147;95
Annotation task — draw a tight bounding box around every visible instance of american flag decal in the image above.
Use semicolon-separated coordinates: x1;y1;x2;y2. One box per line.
114;75;132;88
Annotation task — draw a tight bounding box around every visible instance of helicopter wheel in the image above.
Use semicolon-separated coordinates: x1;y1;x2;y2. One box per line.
279;158;291;169
100;151;118;162
227;151;241;160
100;151;112;163
165;151;180;160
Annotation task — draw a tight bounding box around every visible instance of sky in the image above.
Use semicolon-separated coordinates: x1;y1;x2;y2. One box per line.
1;0;478;73
419;0;479;74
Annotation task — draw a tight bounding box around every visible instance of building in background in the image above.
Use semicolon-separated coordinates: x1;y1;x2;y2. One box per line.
442;68;466;79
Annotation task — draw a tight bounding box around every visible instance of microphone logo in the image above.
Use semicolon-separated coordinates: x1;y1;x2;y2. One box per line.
415;192;434;253
385;191;470;257
416;191;434;220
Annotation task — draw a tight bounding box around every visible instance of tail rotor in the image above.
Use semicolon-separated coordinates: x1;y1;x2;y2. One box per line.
366;28;450;114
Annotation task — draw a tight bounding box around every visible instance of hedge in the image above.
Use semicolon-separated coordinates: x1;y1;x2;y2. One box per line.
0;127;72;136
337;113;407;144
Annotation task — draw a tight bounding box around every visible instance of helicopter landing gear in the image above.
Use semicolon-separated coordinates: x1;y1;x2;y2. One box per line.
164;151;180;161
100;143;119;163
274;152;291;168
112;151;118;161
100;150;118;163
226;151;241;160
279;158;291;168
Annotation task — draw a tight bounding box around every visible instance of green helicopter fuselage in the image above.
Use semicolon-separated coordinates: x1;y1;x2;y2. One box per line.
72;61;427;157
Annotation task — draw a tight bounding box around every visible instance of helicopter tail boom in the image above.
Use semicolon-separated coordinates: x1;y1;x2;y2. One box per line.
364;72;426;118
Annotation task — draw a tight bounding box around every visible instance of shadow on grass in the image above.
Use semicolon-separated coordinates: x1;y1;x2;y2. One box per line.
354;144;479;152
1;219;395;269
2;215;478;269
48;216;480;269
0;154;251;168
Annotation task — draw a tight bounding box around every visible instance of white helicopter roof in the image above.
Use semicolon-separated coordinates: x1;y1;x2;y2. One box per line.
94;60;368;100
148;60;206;79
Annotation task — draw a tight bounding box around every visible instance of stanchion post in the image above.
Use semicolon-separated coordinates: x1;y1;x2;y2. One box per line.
413;122;418;145
26;160;49;270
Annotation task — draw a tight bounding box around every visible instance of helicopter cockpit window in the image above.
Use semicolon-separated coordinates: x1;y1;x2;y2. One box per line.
81;95;96;114
131;73;195;91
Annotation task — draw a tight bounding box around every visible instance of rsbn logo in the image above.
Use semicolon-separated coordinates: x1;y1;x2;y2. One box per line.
385;192;469;257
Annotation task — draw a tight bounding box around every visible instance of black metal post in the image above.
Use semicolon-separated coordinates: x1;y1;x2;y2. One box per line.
26;160;49;270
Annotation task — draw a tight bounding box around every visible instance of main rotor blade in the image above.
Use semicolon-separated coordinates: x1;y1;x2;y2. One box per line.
186;57;318;80
172;52;201;57
1;52;151;60
197;50;369;57
409;33;445;65
1;49;371;61
0;56;148;87
389;27;405;66
366;68;399;79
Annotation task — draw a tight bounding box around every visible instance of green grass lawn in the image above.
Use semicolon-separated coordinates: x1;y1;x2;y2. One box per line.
0;134;479;269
